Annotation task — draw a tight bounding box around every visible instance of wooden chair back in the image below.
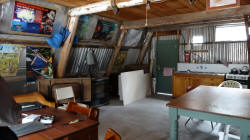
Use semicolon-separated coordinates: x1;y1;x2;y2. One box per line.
52;85;76;105
66;102;92;118
104;128;121;140
91;108;99;121
14;92;55;108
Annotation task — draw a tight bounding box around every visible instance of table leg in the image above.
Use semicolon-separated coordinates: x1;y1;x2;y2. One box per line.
240;133;248;140
169;107;178;140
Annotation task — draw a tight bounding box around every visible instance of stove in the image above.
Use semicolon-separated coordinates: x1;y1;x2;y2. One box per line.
225;74;249;89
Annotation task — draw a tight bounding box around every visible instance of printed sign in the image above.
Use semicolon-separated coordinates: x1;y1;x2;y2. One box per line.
11;1;56;35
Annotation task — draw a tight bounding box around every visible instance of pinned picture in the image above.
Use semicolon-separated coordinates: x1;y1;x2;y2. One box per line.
11;1;56;36
0;45;21;77
92;20;116;41
26;47;53;84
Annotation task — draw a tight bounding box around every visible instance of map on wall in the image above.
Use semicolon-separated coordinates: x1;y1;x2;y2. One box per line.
92;20;116;41
0;45;21;77
11;1;56;35
26;47;53;84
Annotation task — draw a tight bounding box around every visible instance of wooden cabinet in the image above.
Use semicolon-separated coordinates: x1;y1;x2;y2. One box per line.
172;73;224;98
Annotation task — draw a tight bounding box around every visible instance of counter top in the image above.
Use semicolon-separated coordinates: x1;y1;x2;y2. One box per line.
174;71;225;76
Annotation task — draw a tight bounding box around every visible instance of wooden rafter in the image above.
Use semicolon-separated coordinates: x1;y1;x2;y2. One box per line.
69;0;164;16
57;16;79;78
121;4;250;30
136;32;153;65
105;30;127;77
244;15;250;65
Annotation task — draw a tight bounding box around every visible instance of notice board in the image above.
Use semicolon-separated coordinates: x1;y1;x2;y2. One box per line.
10;1;56;36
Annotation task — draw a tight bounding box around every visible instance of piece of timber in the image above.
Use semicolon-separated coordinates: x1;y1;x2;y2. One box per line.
0;38;50;48
244;15;250;65
69;0;164;16
105;30;126;77
121;4;250;30
136;32;153;65
57;16;79;78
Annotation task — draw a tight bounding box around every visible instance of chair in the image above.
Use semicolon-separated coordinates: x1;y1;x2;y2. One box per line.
52;85;76;105
91;108;99;121
14;92;55;108
66;101;92;118
219;80;242;89
218;80;242;140
104;128;121;140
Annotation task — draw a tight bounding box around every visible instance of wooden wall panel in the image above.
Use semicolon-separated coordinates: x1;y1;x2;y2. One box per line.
45;0;250;21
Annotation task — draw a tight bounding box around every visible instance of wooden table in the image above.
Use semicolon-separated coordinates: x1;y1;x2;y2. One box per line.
167;86;250;140
19;108;99;140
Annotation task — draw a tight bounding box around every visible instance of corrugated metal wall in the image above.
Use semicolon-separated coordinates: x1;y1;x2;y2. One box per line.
66;48;113;74
179;23;248;64
179;42;248;63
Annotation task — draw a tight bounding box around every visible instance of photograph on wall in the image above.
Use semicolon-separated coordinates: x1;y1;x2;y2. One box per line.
11;1;56;35
0;44;21;77
76;15;92;40
92;20;116;41
26;47;53;84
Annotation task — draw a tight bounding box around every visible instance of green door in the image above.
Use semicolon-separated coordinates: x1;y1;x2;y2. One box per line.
155;40;179;94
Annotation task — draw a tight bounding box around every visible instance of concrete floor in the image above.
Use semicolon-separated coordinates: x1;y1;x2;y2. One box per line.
98;96;239;140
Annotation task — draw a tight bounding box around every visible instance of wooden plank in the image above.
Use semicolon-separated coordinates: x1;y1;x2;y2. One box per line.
69;0;164;16
57;16;79;78
136;32;153;65
0;0;9;4
244;15;250;65
121;4;250;30
0;38;50;48
8;30;52;37
104;30;126;77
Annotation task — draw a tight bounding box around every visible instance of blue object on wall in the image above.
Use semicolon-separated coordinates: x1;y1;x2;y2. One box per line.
46;33;63;49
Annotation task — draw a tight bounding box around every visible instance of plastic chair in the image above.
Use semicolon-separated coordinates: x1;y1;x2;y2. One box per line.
218;80;242;140
218;80;242;89
14;92;55;108
104;128;121;140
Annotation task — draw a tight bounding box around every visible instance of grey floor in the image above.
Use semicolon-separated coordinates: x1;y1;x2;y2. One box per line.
98;96;239;140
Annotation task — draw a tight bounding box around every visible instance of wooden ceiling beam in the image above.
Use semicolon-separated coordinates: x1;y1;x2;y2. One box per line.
69;0;165;16
121;4;250;30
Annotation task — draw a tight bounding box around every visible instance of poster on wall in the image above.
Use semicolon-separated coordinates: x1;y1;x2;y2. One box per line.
26;47;53;84
76;15;92;40
112;51;128;73
11;1;56;35
0;45;21;77
92;20;116;41
207;0;240;10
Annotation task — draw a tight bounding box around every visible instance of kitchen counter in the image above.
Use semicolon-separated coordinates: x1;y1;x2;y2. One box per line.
172;72;225;97
174;71;225;76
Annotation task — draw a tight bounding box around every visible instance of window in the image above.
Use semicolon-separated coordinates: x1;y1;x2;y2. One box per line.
215;24;247;41
192;36;203;43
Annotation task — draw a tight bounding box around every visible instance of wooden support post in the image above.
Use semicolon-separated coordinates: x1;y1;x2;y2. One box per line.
136;32;153;65
244;15;250;65
105;30;127;77
57;16;79;78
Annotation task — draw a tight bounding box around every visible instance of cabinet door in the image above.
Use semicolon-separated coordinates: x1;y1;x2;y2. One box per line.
173;76;191;98
191;76;224;88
